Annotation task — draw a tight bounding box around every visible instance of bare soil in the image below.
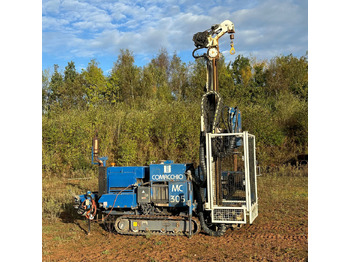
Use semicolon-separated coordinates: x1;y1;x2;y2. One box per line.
43;176;308;261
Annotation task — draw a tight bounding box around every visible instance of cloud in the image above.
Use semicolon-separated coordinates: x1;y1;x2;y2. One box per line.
42;0;308;68
42;0;61;15
42;16;70;31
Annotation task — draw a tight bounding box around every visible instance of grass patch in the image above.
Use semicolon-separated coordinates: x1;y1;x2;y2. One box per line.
42;174;98;220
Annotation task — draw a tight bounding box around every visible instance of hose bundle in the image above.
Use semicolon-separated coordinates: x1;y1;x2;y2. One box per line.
192;31;209;48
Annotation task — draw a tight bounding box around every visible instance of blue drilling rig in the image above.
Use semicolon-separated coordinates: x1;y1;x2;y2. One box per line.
74;20;258;237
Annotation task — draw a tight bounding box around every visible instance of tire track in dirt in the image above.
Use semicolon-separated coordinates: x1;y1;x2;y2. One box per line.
225;232;307;242
223;225;308;243
243;224;306;232
245;233;307;241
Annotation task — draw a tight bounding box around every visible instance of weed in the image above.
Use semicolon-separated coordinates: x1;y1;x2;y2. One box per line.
53;236;63;241
42;176;98;220
43;197;62;221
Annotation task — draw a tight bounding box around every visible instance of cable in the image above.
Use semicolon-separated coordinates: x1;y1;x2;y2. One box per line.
100;184;134;222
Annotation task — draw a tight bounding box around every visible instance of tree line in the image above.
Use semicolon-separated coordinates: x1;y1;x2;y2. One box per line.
42;49;308;176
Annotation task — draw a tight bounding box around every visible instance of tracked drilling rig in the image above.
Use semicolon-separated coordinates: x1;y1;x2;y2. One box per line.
74;20;258;237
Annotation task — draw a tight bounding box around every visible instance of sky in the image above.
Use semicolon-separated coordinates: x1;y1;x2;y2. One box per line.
42;0;308;74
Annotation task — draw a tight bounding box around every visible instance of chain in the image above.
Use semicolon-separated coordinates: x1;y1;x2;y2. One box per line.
230;34;235;55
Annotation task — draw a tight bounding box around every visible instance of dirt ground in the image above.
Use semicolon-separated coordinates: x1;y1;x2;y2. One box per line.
42;176;308;261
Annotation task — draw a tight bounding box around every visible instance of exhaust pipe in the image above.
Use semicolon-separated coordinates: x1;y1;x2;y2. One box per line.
92;132;103;166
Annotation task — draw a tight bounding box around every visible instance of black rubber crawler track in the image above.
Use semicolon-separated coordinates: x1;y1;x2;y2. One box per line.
113;214;201;236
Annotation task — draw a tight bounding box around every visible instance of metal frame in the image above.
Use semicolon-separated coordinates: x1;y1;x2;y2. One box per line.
247;133;258;224
205;131;258;224
211;207;247;224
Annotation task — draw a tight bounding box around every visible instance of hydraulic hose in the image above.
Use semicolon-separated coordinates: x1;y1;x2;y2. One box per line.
192;47;208;59
193;183;227;236
198;212;227;237
198;133;207;187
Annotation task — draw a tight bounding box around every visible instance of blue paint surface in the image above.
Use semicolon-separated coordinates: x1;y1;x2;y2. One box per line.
98;193;137;208
149;163;187;182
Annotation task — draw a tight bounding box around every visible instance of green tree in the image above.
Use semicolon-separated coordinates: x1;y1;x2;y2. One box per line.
106;72;120;104
169;53;189;100
228;55;266;105
61;61;85;109
149;48;172;101
188;58;207;101
266;54;308;100
140;64;157;100
64;61;78;83
229;55;252;86
111;49;141;103
217;55;235;100
42;69;50;114
48;64;64;109
252;61;267;87
82;59;107;106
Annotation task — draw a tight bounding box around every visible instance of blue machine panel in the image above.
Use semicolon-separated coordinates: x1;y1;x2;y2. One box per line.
107;166;147;179
108;173;137;189
150;162;187;182
229;107;242;147
98;193;137;208
99;166;147;209
107;166;148;190
168;181;188;207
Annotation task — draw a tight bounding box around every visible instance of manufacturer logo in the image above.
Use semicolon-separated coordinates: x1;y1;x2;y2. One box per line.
164;165;171;173
151;174;184;181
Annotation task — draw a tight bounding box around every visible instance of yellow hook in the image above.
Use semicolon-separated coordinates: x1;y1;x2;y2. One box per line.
230;43;235;55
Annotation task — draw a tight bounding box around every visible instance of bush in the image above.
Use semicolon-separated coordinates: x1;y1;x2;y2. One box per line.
42;100;202;176
42;53;308;176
